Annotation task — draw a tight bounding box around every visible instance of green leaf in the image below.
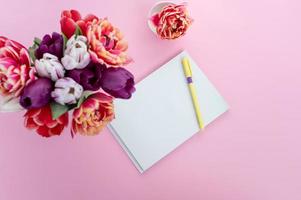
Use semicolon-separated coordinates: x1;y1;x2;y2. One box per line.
28;46;36;63
50;92;93;119
75;26;82;38
76;96;85;109
76;91;93;108
62;33;68;50
50;102;70;119
33;37;41;45
28;44;38;64
28;37;41;64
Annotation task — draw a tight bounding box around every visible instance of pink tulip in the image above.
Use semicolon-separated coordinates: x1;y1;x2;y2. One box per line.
0;36;35;97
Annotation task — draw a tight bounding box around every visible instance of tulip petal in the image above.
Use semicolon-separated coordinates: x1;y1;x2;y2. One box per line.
77;20;87;35
61;10;71;18
36;125;52;137
49;125;65;136
114;40;128;52
151;13;160;27
108;88;131;99
84;14;98;22
0;36;6;47
61;17;77;39
34;106;53;126
46;120;58;129
24;117;37;129
57;113;69;126
24;108;41;118
19;49;30;68
70;10;82;21
91;92;113;102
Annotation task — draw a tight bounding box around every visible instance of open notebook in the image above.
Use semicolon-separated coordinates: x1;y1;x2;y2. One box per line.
109;51;229;173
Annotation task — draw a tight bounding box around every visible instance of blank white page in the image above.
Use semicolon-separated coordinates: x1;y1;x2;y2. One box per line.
109;51;229;172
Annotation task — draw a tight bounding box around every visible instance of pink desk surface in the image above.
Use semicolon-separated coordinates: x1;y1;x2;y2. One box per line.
0;0;301;199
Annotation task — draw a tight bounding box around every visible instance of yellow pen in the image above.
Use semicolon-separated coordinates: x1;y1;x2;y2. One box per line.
181;57;205;130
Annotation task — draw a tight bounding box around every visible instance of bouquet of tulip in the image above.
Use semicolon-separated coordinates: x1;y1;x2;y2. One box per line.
0;10;135;138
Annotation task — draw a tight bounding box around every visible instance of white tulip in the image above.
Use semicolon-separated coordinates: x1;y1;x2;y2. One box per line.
0;94;24;112
35;53;65;81
51;78;83;105
61;35;90;70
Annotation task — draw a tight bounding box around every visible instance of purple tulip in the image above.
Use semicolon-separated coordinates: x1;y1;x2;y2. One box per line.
20;78;54;109
100;67;135;99
66;62;106;91
35;32;64;59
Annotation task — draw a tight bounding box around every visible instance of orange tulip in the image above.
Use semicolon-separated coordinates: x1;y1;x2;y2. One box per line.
87;18;131;66
72;92;114;136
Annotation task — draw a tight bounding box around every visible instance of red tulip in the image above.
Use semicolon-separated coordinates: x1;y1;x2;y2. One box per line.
24;105;69;137
60;10;98;38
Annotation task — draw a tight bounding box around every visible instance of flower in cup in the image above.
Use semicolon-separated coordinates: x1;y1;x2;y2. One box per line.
150;3;193;40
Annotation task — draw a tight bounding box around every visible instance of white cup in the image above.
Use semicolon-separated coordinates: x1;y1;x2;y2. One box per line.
147;1;175;34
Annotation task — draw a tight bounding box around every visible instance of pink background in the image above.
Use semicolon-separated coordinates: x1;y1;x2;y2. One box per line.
0;0;301;199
